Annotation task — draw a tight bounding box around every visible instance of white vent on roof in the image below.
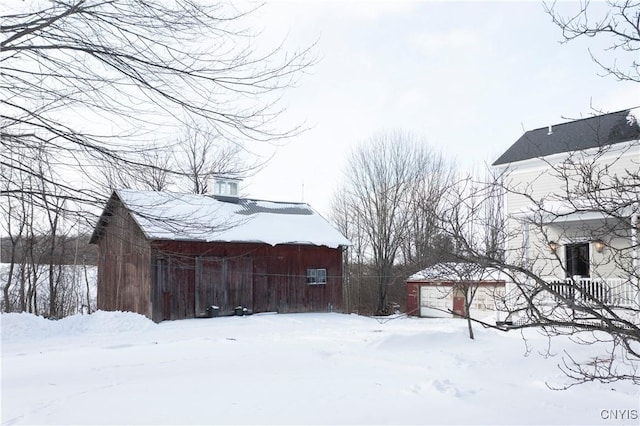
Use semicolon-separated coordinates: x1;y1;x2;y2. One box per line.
213;177;240;201
547;124;553;135
627;108;639;126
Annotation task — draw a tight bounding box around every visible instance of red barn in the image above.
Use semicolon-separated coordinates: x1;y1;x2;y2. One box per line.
89;185;350;322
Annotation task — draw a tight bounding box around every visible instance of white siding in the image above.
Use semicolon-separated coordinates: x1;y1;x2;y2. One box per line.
500;140;639;281
418;285;505;318
503;141;639;215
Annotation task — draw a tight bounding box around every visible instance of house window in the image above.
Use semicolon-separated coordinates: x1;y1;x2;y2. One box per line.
306;268;327;285
565;242;589;278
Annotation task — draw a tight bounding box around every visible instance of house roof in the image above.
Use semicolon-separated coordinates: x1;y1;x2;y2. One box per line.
493;108;640;166
408;262;507;282
90;189;351;248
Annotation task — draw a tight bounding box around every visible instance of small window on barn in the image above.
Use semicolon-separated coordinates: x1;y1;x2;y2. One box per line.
306;268;327;285
215;180;238;196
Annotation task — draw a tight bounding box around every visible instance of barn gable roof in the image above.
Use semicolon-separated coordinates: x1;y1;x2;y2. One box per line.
90;189;351;248
493;108;640;166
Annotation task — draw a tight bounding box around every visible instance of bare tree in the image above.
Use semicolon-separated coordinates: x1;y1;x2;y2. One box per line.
36;149;67;318
401;151;457;268
544;0;640;83
1;1;313;317
418;261;504;340
433;171;507;339
333;131;453;315
330;195;369;315
97;142;174;192
1;0;314;212
482;167;506;261
1;163;28;312
176;120;245;194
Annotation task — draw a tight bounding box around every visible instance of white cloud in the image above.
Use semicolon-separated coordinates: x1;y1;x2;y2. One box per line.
317;0;417;22
598;84;640;113
411;29;480;53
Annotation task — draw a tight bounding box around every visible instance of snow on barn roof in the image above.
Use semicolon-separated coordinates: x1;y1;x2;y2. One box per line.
408;262;507;282
90;189;351;248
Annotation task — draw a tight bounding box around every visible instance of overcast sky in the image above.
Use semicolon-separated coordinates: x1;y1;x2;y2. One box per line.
239;1;639;216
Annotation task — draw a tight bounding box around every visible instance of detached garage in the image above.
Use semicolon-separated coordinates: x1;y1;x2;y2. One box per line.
406;262;506;318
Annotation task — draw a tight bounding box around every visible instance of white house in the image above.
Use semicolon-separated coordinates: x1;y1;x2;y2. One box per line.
492;108;640;321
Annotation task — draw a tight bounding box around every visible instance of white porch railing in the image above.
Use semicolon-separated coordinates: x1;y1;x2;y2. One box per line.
542;277;638;308
495;277;639;313
494;277;639;327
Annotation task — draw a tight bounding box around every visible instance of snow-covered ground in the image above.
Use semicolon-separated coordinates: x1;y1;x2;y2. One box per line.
2;312;638;425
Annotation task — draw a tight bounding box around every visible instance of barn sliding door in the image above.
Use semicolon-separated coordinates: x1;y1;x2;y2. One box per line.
227;257;253;312
195;257;225;316
154;257;195;321
195;256;253;316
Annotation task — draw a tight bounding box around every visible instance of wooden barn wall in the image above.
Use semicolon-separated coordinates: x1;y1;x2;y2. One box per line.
96;200;152;318
150;241;344;320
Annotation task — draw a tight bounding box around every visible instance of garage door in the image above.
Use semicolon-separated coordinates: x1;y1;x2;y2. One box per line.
419;285;453;318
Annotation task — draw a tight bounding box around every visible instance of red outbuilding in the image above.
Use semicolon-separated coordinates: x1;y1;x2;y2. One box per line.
90;181;350;322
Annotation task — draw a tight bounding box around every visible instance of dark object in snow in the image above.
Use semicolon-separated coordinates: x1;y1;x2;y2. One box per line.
206;306;219;318
233;306;253;316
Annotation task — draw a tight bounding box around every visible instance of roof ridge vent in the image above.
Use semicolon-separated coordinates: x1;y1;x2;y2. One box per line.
547;124;553;135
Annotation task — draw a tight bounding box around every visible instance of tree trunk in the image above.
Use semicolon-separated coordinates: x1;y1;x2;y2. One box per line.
466;315;475;340
19;262;26;312
84;257;92;314
464;291;474;340
3;262;15;313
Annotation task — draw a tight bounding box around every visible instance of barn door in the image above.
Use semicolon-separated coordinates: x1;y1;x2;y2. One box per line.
195;257;225;316
195;256;253;316
227;257;253;311
154;258;171;321
155;258;194;321
252;266;277;313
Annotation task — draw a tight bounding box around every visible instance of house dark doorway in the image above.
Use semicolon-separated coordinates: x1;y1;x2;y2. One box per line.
565;242;589;278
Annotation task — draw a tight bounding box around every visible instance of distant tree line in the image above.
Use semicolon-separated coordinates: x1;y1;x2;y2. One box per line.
1;235;97;266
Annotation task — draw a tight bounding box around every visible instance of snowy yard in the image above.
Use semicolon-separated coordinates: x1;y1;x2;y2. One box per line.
1;312;638;425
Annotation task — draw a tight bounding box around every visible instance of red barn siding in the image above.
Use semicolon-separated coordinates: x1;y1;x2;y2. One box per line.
406;282;420;316
150;241;343;320
94;195;345;322
96;200;152;318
